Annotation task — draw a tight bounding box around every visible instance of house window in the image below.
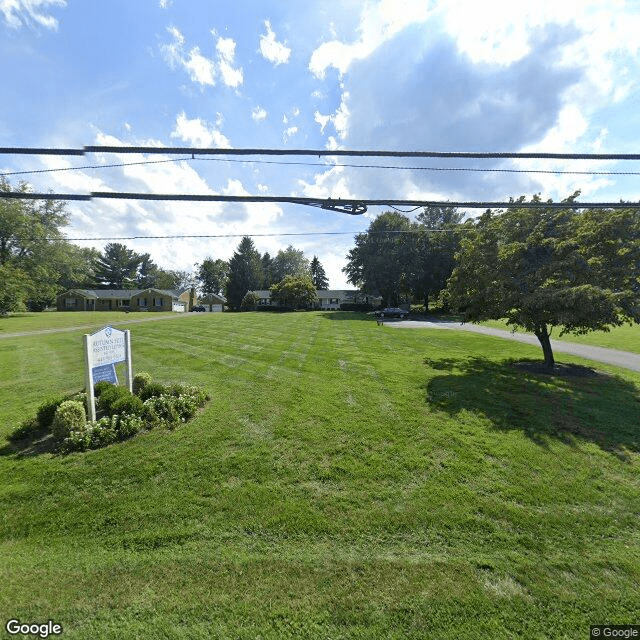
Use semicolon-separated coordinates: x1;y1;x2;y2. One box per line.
65;298;76;307
140;298;147;307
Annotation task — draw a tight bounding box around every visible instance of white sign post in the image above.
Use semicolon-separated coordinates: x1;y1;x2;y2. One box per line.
84;326;132;422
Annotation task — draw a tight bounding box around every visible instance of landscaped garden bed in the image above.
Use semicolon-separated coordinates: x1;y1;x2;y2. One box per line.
9;372;209;453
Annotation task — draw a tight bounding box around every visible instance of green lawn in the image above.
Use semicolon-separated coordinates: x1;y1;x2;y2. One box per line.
477;318;640;354
1;311;639;639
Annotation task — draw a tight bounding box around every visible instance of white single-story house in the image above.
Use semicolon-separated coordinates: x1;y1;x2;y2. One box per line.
248;289;382;310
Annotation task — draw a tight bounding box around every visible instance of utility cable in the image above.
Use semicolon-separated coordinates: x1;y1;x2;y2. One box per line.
3;146;640;161
4;156;640;178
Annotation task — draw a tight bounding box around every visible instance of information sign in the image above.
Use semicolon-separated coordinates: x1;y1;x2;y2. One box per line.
84;326;132;421
92;363;118;385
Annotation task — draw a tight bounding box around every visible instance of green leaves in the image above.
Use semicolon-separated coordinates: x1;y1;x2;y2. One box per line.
446;198;640;365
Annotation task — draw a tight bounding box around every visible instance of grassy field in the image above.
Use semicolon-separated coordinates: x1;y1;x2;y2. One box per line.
476;318;640;354
0;311;639;639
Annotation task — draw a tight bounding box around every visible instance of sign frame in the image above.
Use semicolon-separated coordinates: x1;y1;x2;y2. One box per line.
84;326;132;422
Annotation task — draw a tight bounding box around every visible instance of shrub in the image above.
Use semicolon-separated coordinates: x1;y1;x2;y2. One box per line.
143;395;179;427
167;383;209;405
61;427;91;453
138;382;170;402
97;385;135;417
52;400;87;441
111;394;145;417
89;417;119;448
94;381;115;397
117;414;144;440
132;371;152;396
36;396;66;429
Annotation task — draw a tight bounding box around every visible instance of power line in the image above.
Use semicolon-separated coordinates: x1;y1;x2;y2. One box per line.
1;191;638;212
58;229;462;242
3;145;640;161
5;155;640;178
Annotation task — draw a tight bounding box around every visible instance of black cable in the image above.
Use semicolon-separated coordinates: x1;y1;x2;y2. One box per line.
4;155;640;178
2;192;638;211
3;145;640;161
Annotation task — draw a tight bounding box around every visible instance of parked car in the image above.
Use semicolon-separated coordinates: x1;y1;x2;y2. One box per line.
192;305;206;312
374;307;408;319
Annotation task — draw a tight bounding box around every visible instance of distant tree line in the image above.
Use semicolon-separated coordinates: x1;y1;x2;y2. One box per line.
343;196;640;369
196;238;330;310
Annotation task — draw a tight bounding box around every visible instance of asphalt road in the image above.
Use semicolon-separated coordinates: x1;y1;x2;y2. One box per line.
384;318;640;373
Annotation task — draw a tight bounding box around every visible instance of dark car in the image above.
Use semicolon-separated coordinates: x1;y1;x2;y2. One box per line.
192;305;206;312
374;307;408;319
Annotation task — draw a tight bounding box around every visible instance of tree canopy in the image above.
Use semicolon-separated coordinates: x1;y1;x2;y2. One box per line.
445;196;640;368
196;258;229;296
271;245;311;283
310;255;329;290
270;274;317;309
92;243;143;289
0;178;72;312
225;237;263;309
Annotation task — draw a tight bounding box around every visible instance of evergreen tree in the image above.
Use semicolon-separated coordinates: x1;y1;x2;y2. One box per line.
225;237;263;309
310;255;329;289
261;252;274;289
93;243;142;289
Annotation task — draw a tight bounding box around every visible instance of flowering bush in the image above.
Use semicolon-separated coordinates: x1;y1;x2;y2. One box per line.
20;373;208;454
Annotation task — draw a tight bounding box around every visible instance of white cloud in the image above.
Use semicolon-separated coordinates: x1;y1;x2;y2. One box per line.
161;27;243;89
183;46;216;86
259;20;291;65
0;0;66;29
314;95;349;139
171;111;231;148
283;126;298;142
216;36;243;88
252;106;267;122
309;0;432;78
159;0;172;7
314;111;331;134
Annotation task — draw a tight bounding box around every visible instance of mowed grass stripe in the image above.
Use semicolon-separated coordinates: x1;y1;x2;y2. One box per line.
0;311;639;638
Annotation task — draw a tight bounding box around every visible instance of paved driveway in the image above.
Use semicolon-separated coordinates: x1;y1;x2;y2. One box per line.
384;318;640;373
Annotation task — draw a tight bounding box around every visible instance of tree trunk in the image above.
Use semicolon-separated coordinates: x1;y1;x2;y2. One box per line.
424;292;429;312
534;325;555;369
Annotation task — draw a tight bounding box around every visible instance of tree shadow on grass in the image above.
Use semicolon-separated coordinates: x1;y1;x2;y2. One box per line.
424;356;640;460
0;430;57;458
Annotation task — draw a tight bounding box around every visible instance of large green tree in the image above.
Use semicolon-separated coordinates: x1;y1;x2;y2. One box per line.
343;211;413;305
93;243;143;289
226;237;263;309
446;196;640;368
271;245;310;283
270;274;317;309
261;252;275;289
0;178;72;311
408;206;463;309
310;255;329;290
196;258;229;296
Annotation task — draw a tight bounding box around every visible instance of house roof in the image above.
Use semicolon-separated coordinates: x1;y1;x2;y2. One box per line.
199;293;227;303
60;288;185;300
249;289;381;299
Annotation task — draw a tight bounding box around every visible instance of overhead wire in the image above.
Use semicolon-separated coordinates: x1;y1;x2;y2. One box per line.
4;155;640;178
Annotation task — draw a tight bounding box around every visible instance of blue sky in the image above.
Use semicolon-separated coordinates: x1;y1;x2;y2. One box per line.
1;0;640;288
